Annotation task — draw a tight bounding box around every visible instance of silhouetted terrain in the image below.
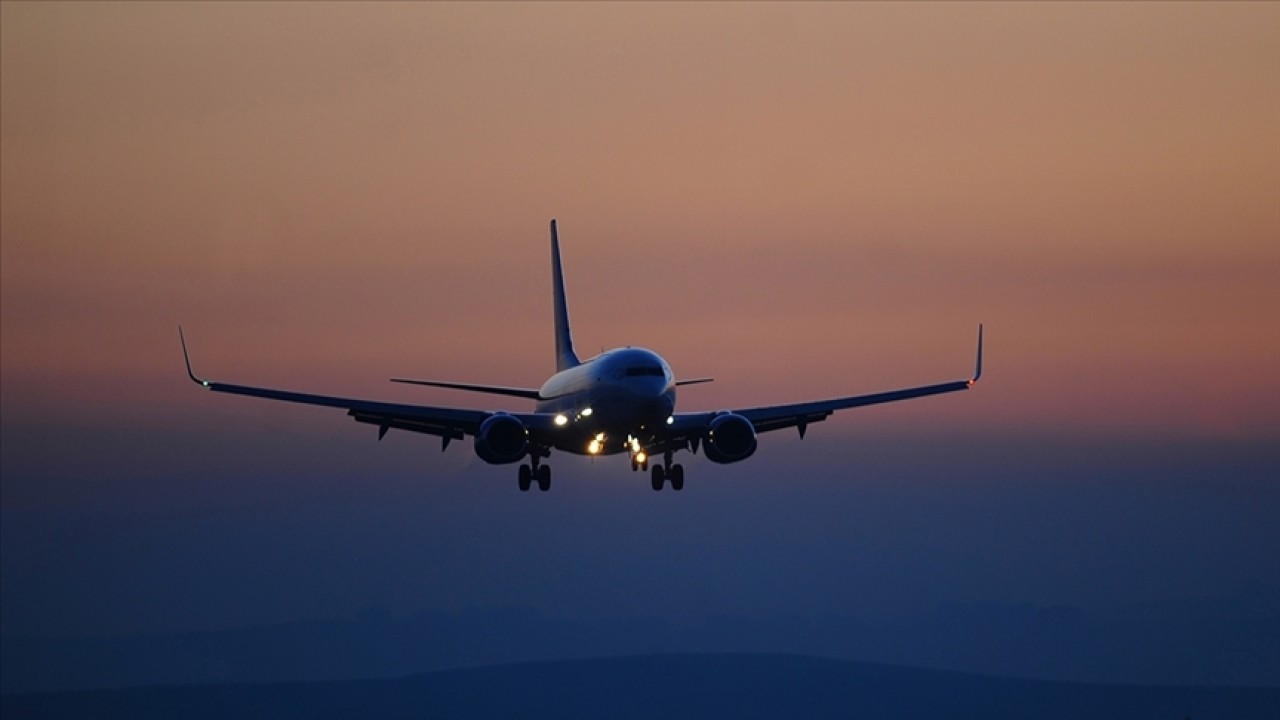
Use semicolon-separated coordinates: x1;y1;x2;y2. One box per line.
4;654;1277;720
6;590;1279;694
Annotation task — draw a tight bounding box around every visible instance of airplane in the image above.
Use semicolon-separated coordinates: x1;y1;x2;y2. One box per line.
181;219;982;492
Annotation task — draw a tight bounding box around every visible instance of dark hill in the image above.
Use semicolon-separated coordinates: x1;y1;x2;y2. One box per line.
3;653;1276;720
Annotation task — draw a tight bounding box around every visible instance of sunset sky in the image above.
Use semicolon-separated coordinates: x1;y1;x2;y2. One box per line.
2;2;1277;688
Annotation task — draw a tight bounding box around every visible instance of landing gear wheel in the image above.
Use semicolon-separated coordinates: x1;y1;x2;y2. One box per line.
537;465;551;492
650;465;665;491
518;464;532;492
670;464;685;491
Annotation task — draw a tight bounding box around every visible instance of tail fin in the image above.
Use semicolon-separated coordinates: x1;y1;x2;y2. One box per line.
550;219;580;371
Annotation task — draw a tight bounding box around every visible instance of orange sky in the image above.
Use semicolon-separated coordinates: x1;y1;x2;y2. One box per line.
3;2;1277;440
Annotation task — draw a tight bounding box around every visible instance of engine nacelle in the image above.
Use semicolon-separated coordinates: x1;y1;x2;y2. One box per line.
703;412;758;464
474;413;528;465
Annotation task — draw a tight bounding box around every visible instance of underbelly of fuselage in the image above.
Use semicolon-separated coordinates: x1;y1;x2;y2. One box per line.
541;387;675;455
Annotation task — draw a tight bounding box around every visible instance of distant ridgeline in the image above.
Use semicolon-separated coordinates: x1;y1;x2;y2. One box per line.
4;654;1278;720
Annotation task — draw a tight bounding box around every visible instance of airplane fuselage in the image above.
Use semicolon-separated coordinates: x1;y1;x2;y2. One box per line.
535;346;676;455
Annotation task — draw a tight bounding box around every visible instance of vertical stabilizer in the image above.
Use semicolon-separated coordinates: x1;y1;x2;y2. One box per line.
550;219;580;371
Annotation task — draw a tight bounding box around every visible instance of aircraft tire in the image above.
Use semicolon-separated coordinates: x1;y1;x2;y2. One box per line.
518;464;532;492
650;465;665;491
670;464;684;491
537;465;551;492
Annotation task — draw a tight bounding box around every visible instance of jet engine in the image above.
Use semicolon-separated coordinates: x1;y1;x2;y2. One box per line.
474;413;528;464
703;413;758;464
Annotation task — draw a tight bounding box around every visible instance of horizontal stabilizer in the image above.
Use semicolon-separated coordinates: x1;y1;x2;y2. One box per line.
390;378;542;400
676;377;714;387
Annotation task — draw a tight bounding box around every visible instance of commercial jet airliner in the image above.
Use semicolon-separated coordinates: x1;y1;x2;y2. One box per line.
181;220;982;492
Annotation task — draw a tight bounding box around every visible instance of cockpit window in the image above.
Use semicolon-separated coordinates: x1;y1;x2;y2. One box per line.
625;365;665;377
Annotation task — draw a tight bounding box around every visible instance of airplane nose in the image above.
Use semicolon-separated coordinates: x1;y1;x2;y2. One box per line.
626;379;673;419
659;395;674;418
646;391;675;421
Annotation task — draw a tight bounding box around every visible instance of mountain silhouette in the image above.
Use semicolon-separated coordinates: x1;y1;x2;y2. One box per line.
4;653;1276;719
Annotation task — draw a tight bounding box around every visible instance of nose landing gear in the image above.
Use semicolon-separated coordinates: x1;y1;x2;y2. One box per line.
628;436;649;472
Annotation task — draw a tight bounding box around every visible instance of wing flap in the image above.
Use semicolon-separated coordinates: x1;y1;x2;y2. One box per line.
349;411;466;442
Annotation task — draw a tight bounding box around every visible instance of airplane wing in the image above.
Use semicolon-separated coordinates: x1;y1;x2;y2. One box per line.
736;324;983;437
658;326;983;449
180;328;532;447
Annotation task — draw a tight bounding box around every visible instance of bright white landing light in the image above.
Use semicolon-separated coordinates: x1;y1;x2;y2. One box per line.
581;407;594;417
666;416;674;425
554;414;569;427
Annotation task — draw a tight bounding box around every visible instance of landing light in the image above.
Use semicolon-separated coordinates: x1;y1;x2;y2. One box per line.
635;451;647;464
580;407;594;417
666;416;674;425
554;414;569;427
587;432;606;455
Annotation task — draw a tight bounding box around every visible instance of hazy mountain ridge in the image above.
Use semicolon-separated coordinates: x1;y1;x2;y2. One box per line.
4;590;1277;695
5;654;1277;720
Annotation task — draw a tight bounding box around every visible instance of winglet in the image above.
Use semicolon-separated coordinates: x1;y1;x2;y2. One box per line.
178;326;211;387
968;324;983;385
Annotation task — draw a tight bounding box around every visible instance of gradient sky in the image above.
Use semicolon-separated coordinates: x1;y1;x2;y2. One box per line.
2;2;1278;683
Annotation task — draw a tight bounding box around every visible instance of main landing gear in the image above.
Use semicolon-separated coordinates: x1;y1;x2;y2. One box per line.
518;452;551;492
650;451;684;492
